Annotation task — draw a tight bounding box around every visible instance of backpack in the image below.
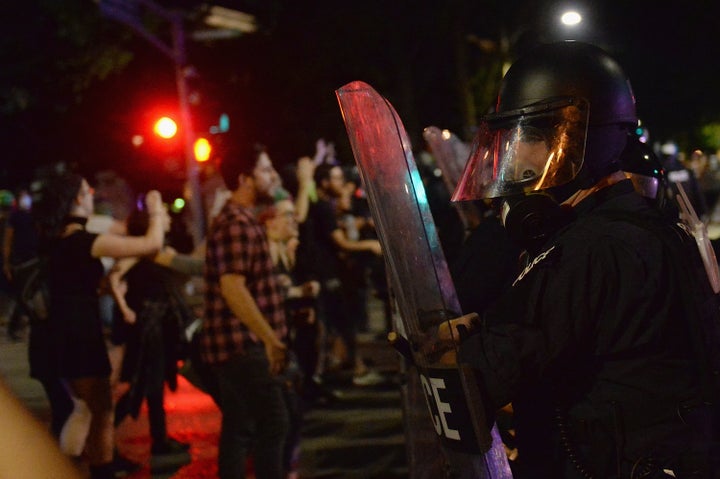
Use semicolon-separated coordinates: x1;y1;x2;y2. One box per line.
11;257;49;322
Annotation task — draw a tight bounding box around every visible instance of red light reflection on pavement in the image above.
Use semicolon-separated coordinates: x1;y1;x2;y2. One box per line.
115;374;236;478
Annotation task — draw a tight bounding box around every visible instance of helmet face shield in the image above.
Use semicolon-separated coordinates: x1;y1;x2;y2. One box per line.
452;98;589;200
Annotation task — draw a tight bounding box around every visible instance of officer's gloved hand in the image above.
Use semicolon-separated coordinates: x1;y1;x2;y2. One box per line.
437;312;480;344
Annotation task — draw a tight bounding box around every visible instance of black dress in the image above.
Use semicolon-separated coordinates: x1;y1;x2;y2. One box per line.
48;230;110;378
115;260;189;420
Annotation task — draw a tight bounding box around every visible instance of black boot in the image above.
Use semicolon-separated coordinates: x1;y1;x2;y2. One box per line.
112;451;142;478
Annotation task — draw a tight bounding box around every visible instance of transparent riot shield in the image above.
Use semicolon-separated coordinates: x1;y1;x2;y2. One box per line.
336;81;512;479
423;126;481;230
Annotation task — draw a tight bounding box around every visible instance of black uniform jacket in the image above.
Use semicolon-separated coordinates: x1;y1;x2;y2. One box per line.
459;180;717;476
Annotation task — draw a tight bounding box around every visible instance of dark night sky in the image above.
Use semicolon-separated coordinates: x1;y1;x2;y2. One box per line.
125;1;720;150
2;0;720;193
599;2;720;140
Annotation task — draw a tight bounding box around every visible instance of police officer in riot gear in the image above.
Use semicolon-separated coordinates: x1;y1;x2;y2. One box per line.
620;133;667;211
446;41;720;478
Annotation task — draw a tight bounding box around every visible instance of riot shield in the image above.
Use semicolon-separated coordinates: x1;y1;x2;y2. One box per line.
336;81;512;479
423;126;481;230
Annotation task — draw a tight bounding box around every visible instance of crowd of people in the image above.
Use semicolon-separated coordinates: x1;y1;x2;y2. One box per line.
0;133;390;479
1;39;720;479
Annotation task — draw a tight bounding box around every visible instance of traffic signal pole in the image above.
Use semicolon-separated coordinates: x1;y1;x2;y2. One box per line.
99;0;206;246
171;18;206;246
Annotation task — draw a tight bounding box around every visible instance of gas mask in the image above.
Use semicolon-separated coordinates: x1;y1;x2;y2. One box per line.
501;193;575;257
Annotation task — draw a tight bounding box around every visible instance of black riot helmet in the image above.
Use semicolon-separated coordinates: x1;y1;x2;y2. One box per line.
453;41;638;202
620;133;667;208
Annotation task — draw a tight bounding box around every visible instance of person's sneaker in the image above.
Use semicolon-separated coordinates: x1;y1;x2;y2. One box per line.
352;369;384;387
150;439;191;473
151;437;190;455
113;453;142;478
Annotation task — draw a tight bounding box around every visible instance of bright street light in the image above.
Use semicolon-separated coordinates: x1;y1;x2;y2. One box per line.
560;10;583;26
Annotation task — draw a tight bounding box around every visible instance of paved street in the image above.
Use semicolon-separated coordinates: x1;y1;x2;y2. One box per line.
0;293;405;479
0;333;223;478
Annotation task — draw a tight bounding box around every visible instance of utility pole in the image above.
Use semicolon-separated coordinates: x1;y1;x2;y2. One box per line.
171;17;206;247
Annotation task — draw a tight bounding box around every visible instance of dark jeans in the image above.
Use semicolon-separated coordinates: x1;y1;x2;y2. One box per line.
213;346;289;479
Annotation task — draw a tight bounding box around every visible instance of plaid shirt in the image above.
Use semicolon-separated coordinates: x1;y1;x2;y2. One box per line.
200;200;287;364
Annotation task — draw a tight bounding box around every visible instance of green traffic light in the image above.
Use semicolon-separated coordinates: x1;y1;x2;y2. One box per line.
172;198;185;213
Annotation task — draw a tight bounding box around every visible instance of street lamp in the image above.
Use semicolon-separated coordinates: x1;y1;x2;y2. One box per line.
560;10;583;27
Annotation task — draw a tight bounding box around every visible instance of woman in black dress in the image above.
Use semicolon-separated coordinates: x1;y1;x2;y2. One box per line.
35;173;167;479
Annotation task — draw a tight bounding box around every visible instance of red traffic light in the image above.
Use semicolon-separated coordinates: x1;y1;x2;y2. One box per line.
154;116;178;139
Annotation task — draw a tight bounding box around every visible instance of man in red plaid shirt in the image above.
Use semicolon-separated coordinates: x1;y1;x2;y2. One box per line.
199;140;289;479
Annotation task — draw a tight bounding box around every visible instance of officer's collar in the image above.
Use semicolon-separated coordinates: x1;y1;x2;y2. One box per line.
562;171;628;208
571;179;636;216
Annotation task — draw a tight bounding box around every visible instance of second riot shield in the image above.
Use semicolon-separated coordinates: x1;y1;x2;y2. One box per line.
423;126;481;230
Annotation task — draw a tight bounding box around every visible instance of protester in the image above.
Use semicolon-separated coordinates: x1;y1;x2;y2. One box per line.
33;173;167;479
620;133;669;212
260;197;320;478
301;163;383;386
3;188;39;340
1;191;76;445
109;204;194;469
443;41;720;477
0;189;16;330
336;172;374;335
197;141;290;479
